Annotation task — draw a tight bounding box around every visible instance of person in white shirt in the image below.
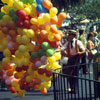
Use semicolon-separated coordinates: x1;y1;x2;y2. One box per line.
57;30;87;93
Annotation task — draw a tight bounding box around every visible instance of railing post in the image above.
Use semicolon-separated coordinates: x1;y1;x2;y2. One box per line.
52;73;56;100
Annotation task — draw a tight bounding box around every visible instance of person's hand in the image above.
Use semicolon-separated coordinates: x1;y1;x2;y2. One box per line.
77;51;82;55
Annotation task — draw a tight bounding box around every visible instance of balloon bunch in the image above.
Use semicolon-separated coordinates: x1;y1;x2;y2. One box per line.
0;0;66;97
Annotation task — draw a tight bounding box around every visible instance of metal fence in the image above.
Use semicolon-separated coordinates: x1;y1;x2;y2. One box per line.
52;62;100;100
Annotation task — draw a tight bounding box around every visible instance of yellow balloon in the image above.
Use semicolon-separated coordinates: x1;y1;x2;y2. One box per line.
16;35;22;44
2;5;10;14
14;1;24;10
17;28;23;35
22;29;27;35
46;25;50;33
43;81;51;88
38;84;44;90
12;81;19;87
43;13;50;22
30;18;38;25
18;45;26;52
54;52;61;60
48;56;56;63
15;50;23;58
48;33;54;41
31;4;37;17
18;72;24;78
16;60;23;67
8;0;14;7
0;45;4;52
18;90;25;98
3;48;11;57
28;68;33;75
37;17;44;25
26;76;32;83
26;43;34;51
27;29;35;38
22;35;30;44
2;39;8;47
2;15;11;23
22;58;29;66
24;52;30;58
0;31;4;40
24;7;31;15
46;64;52;70
43;75;51;81
50;7;58;17
1;0;9;3
1;7;6;14
51;62;61;69
2;57;10;64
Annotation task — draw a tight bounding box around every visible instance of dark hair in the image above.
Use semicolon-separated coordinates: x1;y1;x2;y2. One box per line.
87;32;94;40
79;29;84;36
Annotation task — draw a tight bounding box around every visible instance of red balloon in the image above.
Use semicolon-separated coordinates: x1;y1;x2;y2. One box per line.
38;68;45;75
23;20;31;28
16;20;24;27
16;10;26;19
45;70;52;77
37;12;40;17
49;41;60;48
10;87;16;93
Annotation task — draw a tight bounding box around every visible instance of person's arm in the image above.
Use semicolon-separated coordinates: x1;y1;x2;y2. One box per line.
56;42;68;52
77;40;86;55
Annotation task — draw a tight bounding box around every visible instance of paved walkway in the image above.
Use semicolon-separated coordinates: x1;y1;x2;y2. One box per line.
0;91;54;100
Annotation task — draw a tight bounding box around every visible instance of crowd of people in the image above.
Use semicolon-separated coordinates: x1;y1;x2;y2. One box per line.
57;29;100;93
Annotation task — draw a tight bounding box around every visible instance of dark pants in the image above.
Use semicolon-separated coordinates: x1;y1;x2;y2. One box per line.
63;53;87;90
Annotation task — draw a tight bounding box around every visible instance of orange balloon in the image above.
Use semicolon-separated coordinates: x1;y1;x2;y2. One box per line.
7;69;14;76
0;22;6;27
58;12;67;21
40;30;48;39
40;88;47;94
34;85;38;90
57;12;66;27
39;25;46;30
59;31;63;38
50;26;58;34
54;34;61;41
43;0;53;10
36;29;41;36
57;21;62;27
2;27;9;34
30;24;38;32
14;72;20;79
50;16;58;24
9;29;17;37
7;21;16;30
2;64;12;70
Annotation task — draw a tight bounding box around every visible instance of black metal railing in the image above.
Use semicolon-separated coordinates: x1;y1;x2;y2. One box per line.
53;62;100;100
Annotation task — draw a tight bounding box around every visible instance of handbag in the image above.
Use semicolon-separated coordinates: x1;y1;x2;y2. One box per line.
91;49;97;55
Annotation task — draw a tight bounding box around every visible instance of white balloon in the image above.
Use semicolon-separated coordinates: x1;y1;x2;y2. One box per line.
60;57;68;64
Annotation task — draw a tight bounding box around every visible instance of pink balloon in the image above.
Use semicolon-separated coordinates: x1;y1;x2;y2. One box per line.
8;43;13;49
41;56;47;64
7;35;12;41
5;78;12;85
3;74;8;80
35;61;42;67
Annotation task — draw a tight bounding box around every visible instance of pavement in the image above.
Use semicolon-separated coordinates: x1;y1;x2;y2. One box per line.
0;91;54;100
